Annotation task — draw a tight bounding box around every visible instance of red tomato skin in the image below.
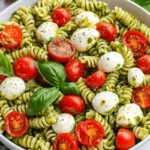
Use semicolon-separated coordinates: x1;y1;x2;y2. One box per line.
122;30;147;56
0;25;22;49
60;94;85;115
116;128;136;150
136;54;150;74
76;119;104;147
48;38;76;62
85;70;106;89
36;72;49;87
65;59;87;82
0;75;6;82
4;111;28;137
53;133;78;150
96;22;117;42
52;8;72;27
132;86;150;109
13;56;38;81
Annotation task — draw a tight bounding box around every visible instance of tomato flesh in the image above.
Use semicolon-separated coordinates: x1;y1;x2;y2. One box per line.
96;22;117;42
65;59;87;82
116;128;135;150
85;70;106;89
4;111;28;137
0;25;22;49
53;133;78;150
136;54;150;74
122;30;147;56
52;8;72;27
36;72;49;87
48;38;75;62
132;86;150;109
0;75;6;82
60;94;85;115
76;120;104;146
13;56;38;81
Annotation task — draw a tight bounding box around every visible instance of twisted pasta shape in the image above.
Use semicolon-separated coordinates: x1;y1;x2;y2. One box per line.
54;91;64;105
119;26;128;36
76;78;96;105
0;117;4;133
13;135;51;150
86;110;115;145
144;74;150;86
75;112;86;125
97;71;120;93
100;12;115;25
104;114;116;128
142;113;150;130
0;99;7;108
79;56;99;68
110;41;135;76
0;104;13;118
133;127;149;140
35;15;52;27
26;79;39;91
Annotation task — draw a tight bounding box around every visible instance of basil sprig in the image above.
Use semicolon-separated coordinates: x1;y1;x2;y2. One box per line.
0;53;14;76
35;61;80;96
27;87;59;116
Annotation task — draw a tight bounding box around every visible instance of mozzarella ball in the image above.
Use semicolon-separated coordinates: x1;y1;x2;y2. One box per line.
37;22;58;41
71;28;99;52
98;52;124;72
128;68;145;87
52;113;75;134
92;91;119;115
75;11;99;25
116;103;143;128
0;77;26;100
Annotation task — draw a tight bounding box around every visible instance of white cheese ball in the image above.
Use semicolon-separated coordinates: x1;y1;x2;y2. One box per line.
128;68;145;88
116;103;143;128
71;28;99;52
37;22;58;41
0;77;26;100
98;52;124;72
92;91;119;115
52;113;75;134
75;11;99;25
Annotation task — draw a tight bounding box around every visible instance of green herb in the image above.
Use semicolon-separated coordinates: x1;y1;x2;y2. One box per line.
61;82;80;96
0;53;14;77
132;0;150;12
27;87;59;116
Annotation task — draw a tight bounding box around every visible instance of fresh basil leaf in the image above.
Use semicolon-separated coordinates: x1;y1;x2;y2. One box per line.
35;61;66;88
27;87;59;116
0;53;14;76
132;0;150;12
60;82;80;96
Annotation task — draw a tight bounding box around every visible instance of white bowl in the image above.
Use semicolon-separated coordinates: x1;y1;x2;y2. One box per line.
0;0;150;150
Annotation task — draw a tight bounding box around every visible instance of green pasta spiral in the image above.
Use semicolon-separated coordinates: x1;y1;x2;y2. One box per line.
0;104;13;118
142;113;150;131
100;12;115;24
144;74;150;86
0;117;4;133
104;114;116;128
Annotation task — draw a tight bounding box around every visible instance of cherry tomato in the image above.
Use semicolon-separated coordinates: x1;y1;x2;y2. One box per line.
13;56;38;81
0;75;6;82
60;94;85;115
136;54;150;74
96;22;117;42
85;70;106;89
36;72;49;87
132;86;150;109
52;8;72;27
65;59;86;82
53;133;78;150
48;38;76;62
76;119;104;147
0;25;22;49
116;128;136;150
122;30;147;56
4;111;28;137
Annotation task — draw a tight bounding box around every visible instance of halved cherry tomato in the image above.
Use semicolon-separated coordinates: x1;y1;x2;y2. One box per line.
0;25;22;49
136;54;150;74
122;30;147;56
60;94;85;115
116;128;135;150
0;75;6;82
85;70;106;89
48;38;76;62
4;111;28;137
65;59;86;82
52;8;72;27
13;56;38;81
76;119;104;147
132;86;150;109
53;133;78;150
96;22;117;42
36;72;49;87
